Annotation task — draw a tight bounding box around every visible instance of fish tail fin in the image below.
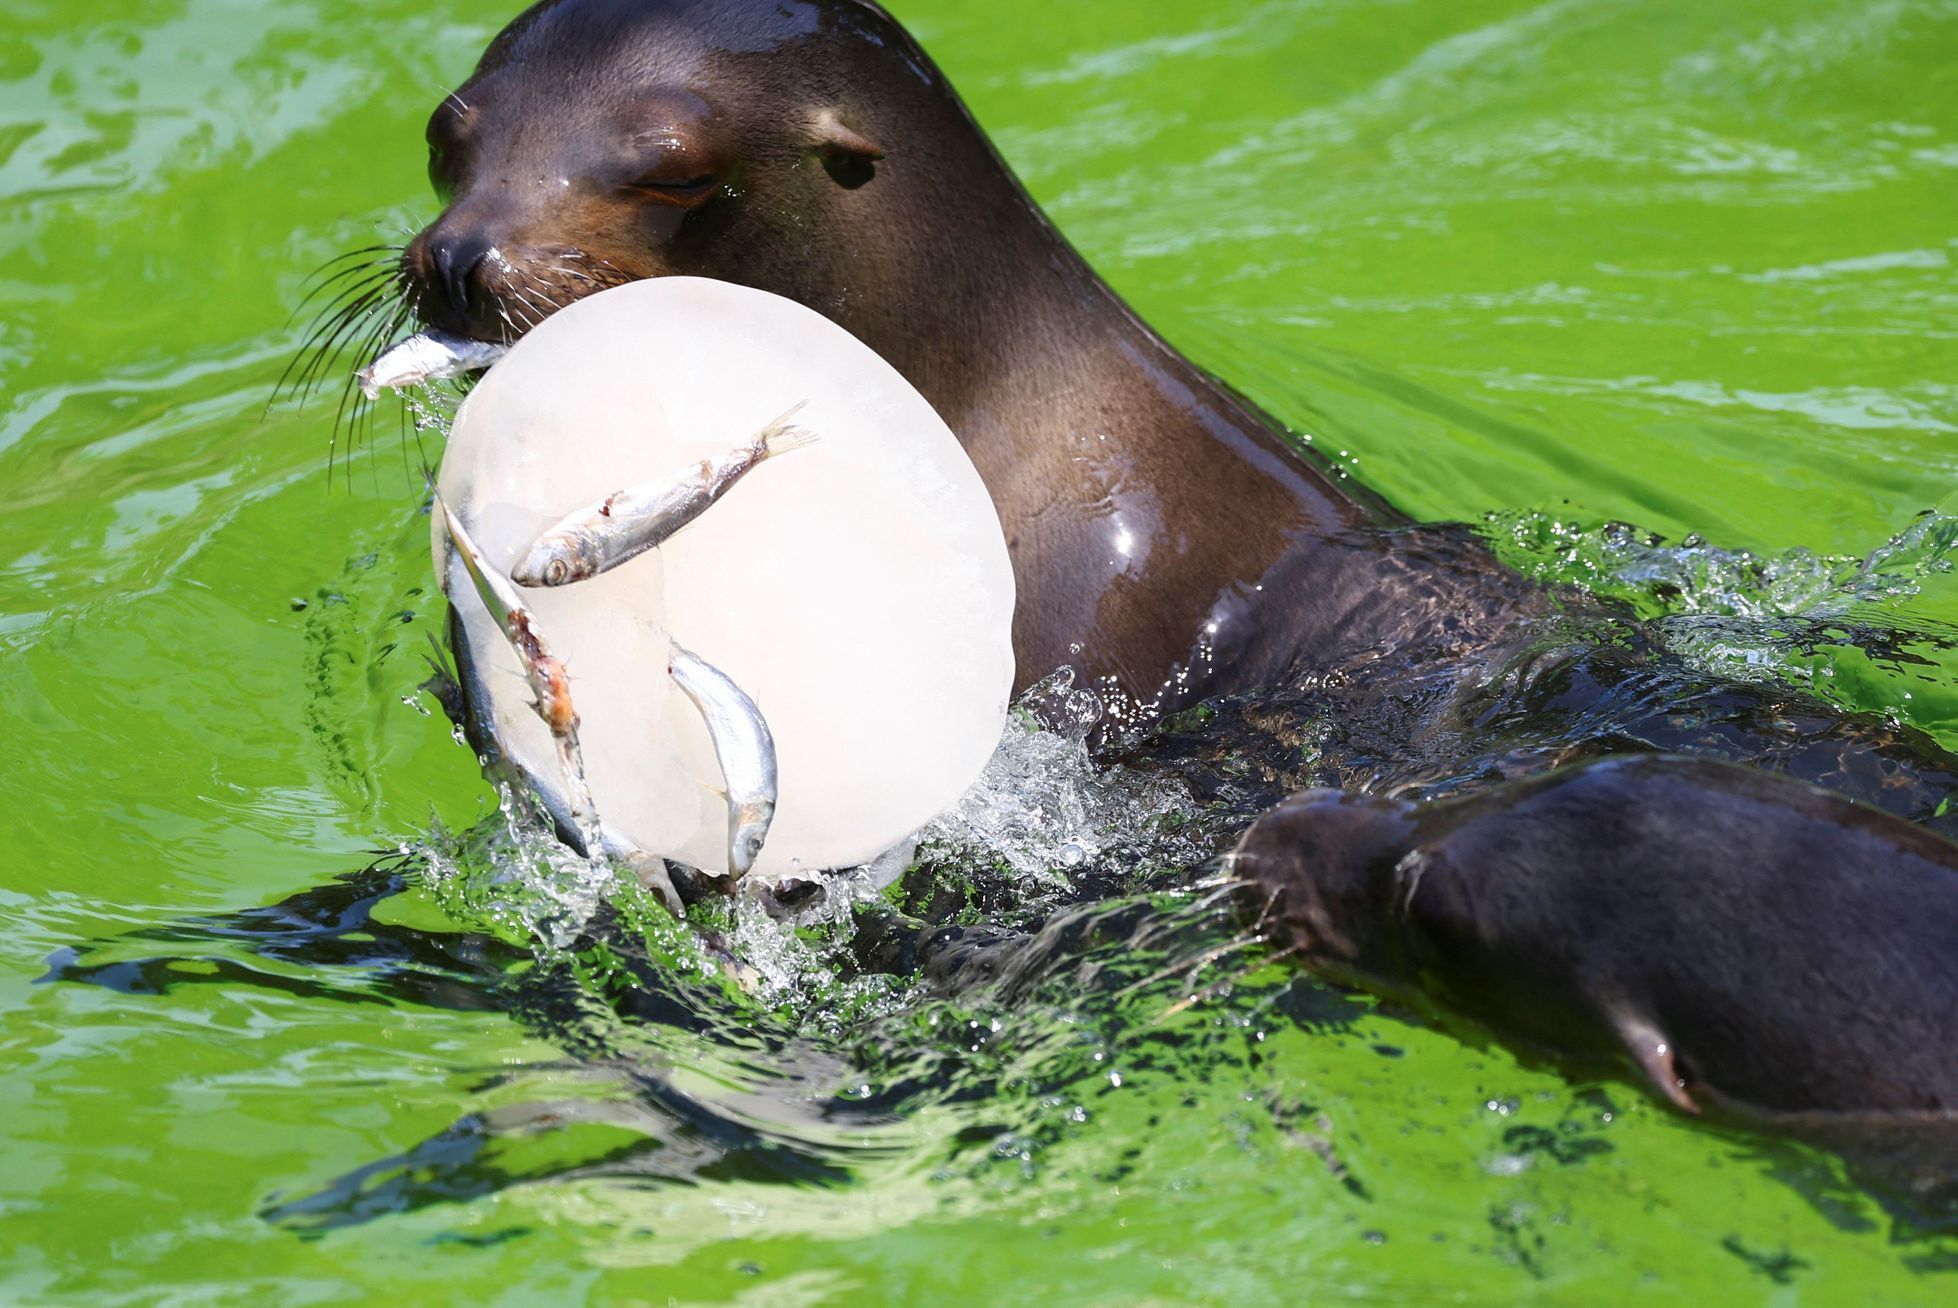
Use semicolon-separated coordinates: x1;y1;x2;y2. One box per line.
757;400;820;457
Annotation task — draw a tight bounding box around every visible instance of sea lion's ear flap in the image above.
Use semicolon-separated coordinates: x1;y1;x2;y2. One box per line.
1612;1010;1700;1114
814;110;885;189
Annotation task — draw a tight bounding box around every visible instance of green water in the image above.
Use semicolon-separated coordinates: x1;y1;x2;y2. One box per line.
4;0;1958;1301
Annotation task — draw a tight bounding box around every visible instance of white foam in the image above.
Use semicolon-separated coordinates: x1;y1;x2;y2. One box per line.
923;671;1202;886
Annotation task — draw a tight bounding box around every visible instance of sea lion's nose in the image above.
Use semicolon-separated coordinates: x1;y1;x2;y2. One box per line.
428;230;494;321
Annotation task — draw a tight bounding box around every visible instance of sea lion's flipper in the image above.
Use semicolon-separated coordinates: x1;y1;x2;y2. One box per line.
1612;1011;1699;1114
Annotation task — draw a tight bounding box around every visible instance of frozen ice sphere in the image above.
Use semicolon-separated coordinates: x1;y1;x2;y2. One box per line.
434;277;1016;878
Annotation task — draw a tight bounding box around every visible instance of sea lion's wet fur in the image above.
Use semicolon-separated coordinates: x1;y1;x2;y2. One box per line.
402;0;1544;723
1233;755;1958;1130
392;0;1958;1187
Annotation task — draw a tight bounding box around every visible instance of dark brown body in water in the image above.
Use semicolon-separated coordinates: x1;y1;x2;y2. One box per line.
383;0;1958;1185
1232;756;1958;1191
399;0;1536;725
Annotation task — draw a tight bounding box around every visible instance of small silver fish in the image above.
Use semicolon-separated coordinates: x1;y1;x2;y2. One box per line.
358;330;509;399
668;642;778;880
437;498;592;822
511;403;817;587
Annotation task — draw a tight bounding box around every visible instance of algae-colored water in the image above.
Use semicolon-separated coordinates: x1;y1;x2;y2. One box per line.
4;1;1957;1302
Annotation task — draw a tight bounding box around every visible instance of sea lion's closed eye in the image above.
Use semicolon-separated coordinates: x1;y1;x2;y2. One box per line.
627;171;719;203
624;123;722;202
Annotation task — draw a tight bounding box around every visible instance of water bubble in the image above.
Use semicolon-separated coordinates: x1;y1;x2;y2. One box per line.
920;670;1200;889
416;784;622;952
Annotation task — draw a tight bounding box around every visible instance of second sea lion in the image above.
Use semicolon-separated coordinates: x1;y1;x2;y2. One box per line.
1230;754;1958;1130
337;0;1958;1187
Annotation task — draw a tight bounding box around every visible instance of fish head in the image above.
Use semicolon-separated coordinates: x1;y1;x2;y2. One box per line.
511;531;604;588
727;796;776;879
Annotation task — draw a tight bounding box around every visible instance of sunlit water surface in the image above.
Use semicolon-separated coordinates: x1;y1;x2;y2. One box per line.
4;1;1958;1302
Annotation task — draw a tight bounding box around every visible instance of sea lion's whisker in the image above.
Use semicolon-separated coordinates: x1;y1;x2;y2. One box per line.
286;260;400;327
506;282;549;332
298;243;403;284
1189;854;1250;891
492;296;521;342
294;253;400;305
327;294;415;486
290;267;396;351
398;286;437;479
548;250;604;287
1250;884;1283;934
1115;932;1267;1002
289;244;402;317
516;268;569;321
276;281;397;407
1154;942;1304;1025
281;270;398;361
1183;878;1252;915
303;292;398;405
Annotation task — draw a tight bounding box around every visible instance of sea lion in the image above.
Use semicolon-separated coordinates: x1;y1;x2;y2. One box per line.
391;0;1541;727
1230;754;1958;1129
382;0;1958;817
365;0;1958;1181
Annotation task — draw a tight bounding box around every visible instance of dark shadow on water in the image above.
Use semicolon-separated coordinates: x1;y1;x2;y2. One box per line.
37;856;525;1012
262;1087;863;1235
36;597;1958;1251
39;839;1958;1255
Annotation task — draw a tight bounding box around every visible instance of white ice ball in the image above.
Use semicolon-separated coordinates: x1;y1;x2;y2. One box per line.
434;277;1016;879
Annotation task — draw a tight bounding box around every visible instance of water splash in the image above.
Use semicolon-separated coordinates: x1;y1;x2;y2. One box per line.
399;369;1200;970
1489;507;1958;735
1491;507;1958;624
416;782;621;954
413;664;1209;1005
918;669;1204;890
400;382;466;448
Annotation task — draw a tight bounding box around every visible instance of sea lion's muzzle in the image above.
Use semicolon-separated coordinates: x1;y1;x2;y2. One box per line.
401;216;507;341
416;227;496;330
401;210;641;346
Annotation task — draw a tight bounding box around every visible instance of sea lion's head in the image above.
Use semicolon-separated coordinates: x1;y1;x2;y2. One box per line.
396;0;974;350
1230;788;1419;985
